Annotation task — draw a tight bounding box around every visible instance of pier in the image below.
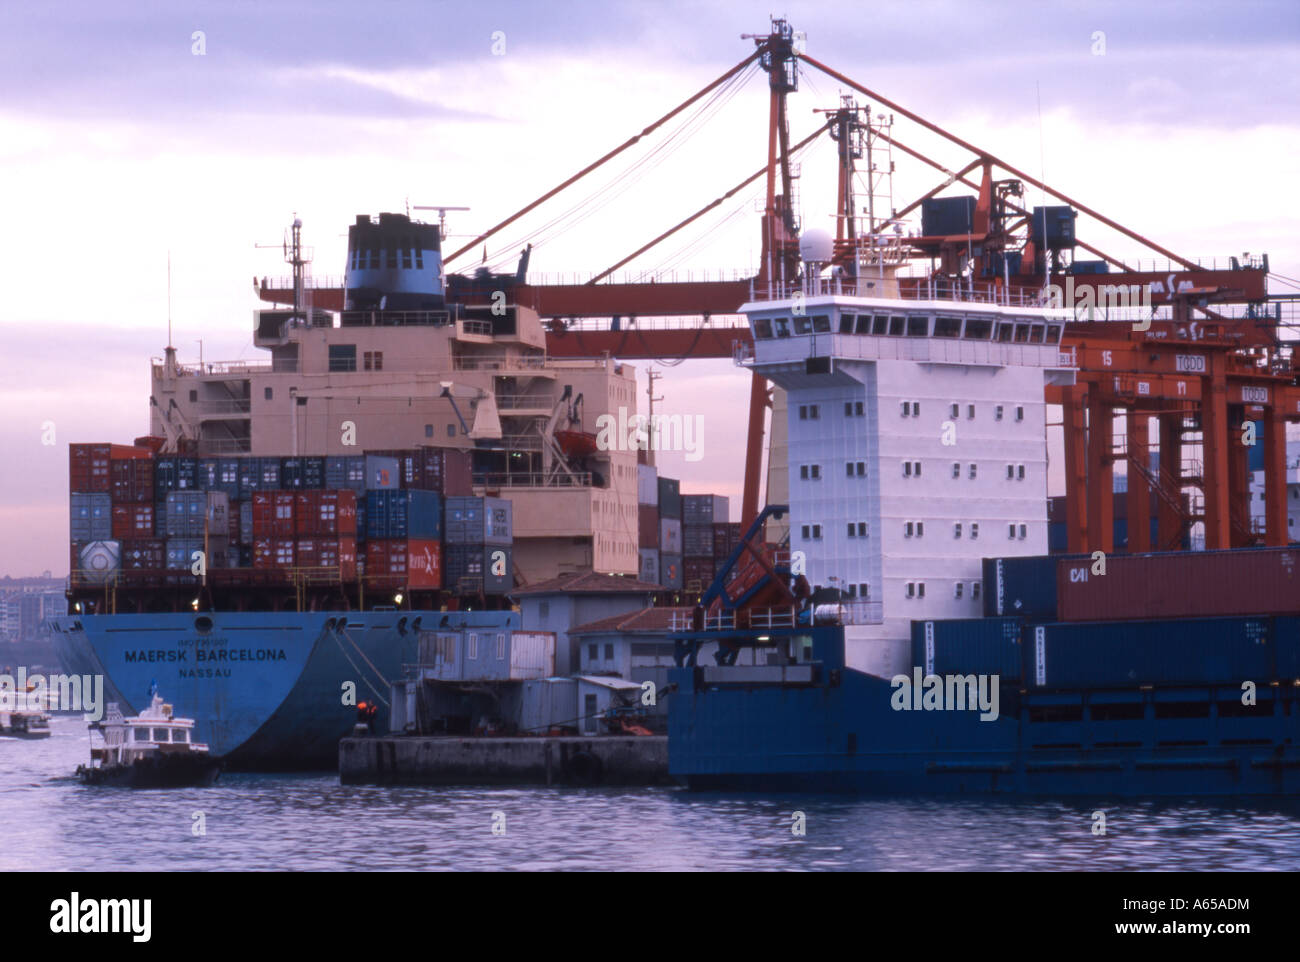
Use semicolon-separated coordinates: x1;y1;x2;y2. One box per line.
339;735;669;787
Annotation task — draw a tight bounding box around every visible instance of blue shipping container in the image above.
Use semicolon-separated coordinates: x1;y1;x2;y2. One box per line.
325;456;367;492
911;617;1024;683
364;490;441;540
70;493;112;541
1028;617;1274;689
982;555;1077;619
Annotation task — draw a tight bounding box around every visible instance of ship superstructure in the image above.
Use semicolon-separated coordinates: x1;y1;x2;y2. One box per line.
738;243;1075;678
150;212;640;584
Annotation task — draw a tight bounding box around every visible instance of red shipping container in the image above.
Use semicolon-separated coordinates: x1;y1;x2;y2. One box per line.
408;539;441;588
110;444;151;461
253;538;295;569
638;504;659;548
69;443;112;493
366;539;407;576
111;503;154;540
251;492;275;538
1056;547;1300;622
338;537;357;580
228;502;241;543
110;456;155;503
272;493;296;538
295;490;357;536
296;538;323;568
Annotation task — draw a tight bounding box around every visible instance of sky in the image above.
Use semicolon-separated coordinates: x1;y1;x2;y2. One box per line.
0;0;1297;576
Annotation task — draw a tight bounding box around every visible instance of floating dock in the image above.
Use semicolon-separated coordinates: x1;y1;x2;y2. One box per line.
339;735;669;786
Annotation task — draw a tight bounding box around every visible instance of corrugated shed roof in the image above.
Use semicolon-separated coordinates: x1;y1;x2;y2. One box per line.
574;675;645;691
510;571;664;597
568;606;691;636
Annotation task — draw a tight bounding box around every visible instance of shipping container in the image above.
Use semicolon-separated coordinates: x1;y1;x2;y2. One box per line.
295;490;358;537
660;552;683;590
365;455;401;490
165;539;204;571
239;501;253;543
69;443;112;494
444;543;512;594
683;524;715;559
1056;546;1300;622
459;629;555;681
295;535;358;578
410;446;473;495
638;504;659;548
683;494;729;526
659;517;682;555
683;557;715;589
120;539;165;571
153;456;199;496
981;554;1086;619
70;493;113;541
73;540;120;584
443;496;510;544
111;503;155;541
279;456;325;490
1277;617;1300;680
911;618;1024;684
365;490;442;540
1027;617;1274;689
639;548;660;585
713;522;741;561
657;477;681;519
109;455;155;502
253;537;295;569
637;465;659;506
196;458;240;497
163;491;230;539
518;677;578;733
325;455;368;492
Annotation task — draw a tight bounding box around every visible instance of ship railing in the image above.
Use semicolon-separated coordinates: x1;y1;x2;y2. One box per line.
546;314;750;332
154;359;280;377
526;268;755;286
747;277;1060;309
197;438;253;454
260;275;345;291
195;399;252;415
340;310;451;327
667;601;883;632
495;394;556;410
452;354;551;372
473;471;592;488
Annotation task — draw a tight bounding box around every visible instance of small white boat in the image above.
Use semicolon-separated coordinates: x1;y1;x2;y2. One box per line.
78;693;221;788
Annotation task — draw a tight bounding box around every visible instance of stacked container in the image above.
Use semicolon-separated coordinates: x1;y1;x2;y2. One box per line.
657;476;682;592
442;496;513;595
682;493;729;589
637;465;660;585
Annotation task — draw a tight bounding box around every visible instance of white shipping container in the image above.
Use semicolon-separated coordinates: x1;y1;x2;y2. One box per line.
637;465;659;506
508;631;556;679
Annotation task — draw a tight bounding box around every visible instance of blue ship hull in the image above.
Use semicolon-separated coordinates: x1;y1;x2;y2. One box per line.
668;625;1300;796
52;609;517;770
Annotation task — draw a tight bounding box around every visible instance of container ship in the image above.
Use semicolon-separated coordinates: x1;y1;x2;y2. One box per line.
53;212;645;769
665;229;1300;795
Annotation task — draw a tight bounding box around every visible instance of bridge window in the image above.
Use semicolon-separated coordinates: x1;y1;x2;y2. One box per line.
328;345;357;373
872;315;889;335
1013;323;1030;343
853;314;870;334
934;316;962;338
1029;323;1046;344
906;315;930;337
995;322;1014;342
794;314;813;335
774;318;791;338
963;318;993;339
812;314;831;333
888;315;906;336
753;318;773;339
839;313;855;334
1046;324;1062;343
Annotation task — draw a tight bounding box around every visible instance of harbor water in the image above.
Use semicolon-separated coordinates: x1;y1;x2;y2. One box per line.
5;716;1300;871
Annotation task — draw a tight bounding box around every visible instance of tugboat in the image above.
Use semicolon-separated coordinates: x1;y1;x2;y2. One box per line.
77;689;221;788
0;710;51;739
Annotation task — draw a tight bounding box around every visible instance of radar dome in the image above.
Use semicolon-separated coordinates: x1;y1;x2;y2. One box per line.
799;228;834;264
